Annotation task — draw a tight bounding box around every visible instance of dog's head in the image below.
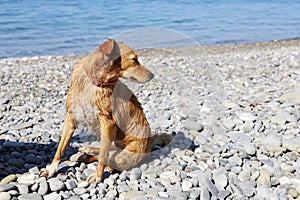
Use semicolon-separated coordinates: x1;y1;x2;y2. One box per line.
84;39;154;86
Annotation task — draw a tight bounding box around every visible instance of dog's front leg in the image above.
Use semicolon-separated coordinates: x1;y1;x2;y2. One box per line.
86;116;116;183
40;112;76;178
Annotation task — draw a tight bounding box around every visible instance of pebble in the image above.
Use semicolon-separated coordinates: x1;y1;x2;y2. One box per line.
182;180;193;191
37;179;49;195
17;184;29;195
239;113;257;121
129;168;142;181
0;184;16;192
0;192;11;200
48;178;65;191
43;192;62;200
218;190;231;199
243;142;256;155
0;175;17;184
214;174;228;190
222;118;236;130
282;137;300;151
257;170;271;186
18;193;43;200
183;120;203;132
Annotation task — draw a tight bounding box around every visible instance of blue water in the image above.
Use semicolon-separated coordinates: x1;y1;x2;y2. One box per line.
1;0;300;58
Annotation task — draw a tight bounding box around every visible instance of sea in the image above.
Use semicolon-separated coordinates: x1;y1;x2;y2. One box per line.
0;0;300;58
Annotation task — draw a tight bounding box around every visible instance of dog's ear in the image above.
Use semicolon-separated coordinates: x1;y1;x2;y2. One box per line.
100;39;117;55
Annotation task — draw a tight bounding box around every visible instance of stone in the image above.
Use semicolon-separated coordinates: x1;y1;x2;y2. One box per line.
279;176;291;185
283;137;300;151
65;179;76;190
0;174;17;184
217;190;231;199
288;188;299;198
214;174;228;190
279;89;300;104
257;169;271;186
17;174;35;185
122;190;146;199
243;142;256;155
37;179;48;195
182;180;193;191
0;192;11;200
10;122;33;130
0;184;16;192
48;178;65;191
190;189;201;199
222;118;236;130
18;193;43;200
74;187;87;195
160;171;175;180
43;192;62;200
239;113;257;121
183;120;203;132
18;184;29;194
199;178;219;196
200;188;210;200
129;168;142;181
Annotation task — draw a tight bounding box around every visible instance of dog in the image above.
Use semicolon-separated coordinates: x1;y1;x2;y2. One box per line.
40;39;172;183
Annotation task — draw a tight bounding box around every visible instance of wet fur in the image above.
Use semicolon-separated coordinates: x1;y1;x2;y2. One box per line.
40;39;171;183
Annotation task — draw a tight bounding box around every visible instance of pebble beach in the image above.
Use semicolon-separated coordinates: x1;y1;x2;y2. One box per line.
0;39;300;199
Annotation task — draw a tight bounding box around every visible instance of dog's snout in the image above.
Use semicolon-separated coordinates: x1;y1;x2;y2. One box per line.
148;72;154;80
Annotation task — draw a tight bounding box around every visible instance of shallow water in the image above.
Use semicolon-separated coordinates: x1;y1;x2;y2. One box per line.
0;0;299;58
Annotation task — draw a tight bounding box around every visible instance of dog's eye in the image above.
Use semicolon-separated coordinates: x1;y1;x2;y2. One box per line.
132;58;139;64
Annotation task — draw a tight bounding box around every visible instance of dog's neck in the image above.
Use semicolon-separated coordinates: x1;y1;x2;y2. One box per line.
94;79;118;87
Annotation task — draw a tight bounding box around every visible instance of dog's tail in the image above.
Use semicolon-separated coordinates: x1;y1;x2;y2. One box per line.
150;133;173;151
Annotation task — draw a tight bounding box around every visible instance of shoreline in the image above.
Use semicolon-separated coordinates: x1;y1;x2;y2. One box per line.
1;38;300;61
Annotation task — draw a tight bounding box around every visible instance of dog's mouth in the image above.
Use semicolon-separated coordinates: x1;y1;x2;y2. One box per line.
129;76;139;82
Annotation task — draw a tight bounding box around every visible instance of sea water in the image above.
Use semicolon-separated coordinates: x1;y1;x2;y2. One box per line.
0;0;299;58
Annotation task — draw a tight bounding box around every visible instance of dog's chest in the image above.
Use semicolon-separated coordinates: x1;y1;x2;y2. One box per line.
73;99;100;133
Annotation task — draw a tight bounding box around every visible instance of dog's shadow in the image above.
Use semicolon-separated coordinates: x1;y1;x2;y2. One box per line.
0;131;195;181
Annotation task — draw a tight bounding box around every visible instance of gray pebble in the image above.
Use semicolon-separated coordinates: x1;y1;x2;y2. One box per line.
182;180;193;191
18;193;43;200
0;184;16;192
222;118;236;130
43;192;62;200
243;142;256;155
199;178;219;196
74;187;87;195
200;188;210;200
214;174;228;190
68;196;81;200
17;184;29;195
37;179;48;195
183;120;203;132
217;190;231;199
129;168;142;181
65;179;76;190
105;189;117;199
48;178;65;191
0;192;11;200
283;137;300;151
239;113;257;121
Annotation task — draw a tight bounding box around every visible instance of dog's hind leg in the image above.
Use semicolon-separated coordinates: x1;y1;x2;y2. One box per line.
109;140;150;171
40;112;76;178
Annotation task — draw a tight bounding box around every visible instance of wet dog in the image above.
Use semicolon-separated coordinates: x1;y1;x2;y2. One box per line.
40;39;171;183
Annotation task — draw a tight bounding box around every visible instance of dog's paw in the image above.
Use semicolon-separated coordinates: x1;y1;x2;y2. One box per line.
39;161;59;179
39;169;50;178
79;146;100;155
86;173;102;183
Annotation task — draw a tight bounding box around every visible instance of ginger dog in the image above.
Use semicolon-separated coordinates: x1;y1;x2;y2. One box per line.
40;39;171;183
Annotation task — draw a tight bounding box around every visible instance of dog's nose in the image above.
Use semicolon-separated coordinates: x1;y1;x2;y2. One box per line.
148;72;154;81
